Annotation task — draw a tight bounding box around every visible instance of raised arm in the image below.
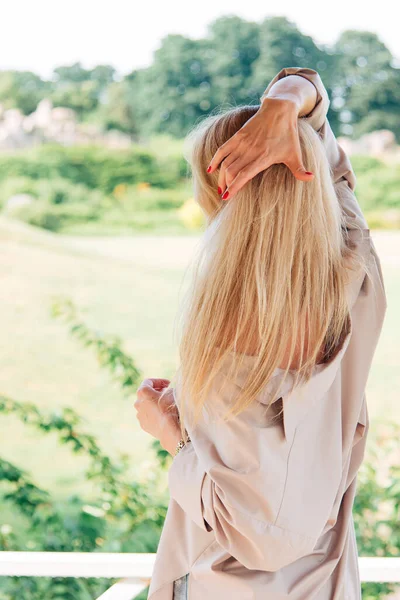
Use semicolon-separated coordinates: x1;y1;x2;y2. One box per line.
261;67;368;231
208;67;368;232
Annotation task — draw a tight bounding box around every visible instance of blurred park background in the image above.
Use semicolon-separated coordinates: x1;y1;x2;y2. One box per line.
1;4;400;599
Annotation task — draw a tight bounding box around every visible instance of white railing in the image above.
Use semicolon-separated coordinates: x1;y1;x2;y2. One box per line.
1;553;400;599
0;552;155;600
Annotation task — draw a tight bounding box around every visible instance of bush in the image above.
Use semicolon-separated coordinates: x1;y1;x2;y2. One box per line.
0;177;108;232
0;177;38;209
33;178;105;206
350;155;385;175
0;144;187;194
355;164;400;212
0;146;399;235
0;177;107;210
113;182;189;211
0;175;195;234
0;300;166;600
9;200;101;232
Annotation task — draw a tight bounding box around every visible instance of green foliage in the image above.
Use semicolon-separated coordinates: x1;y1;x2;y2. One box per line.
205;16;261;105
50;62;117;119
8;200;100;232
1;18;400;141
0;177;38;207
349;155;386;175
0;176;108;233
3;179;105;232
250;16;332;102
1;295;400;598
74;206;190;235
0;299;168;599
334;30;400;140
2;143;400;235
112;183;189;211
0;71;50;114
51;80;99;118
32;178;104;206
0;395;159;532
0;147;193;233
0;145;191;233
51;298;142;391
354;421;400;599
355;164;400;211
0;144;176;192
96;80;138;136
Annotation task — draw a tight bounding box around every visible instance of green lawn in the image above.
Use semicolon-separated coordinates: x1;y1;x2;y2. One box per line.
0;216;398;499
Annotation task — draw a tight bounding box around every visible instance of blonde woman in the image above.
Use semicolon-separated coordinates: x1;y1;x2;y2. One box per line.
134;67;387;599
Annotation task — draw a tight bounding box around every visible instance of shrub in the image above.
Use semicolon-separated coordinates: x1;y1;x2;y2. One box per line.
113;183;189;211
9;200;101;232
0;300;164;600
0;144;187;194
355;165;400;212
0;177;38;209
33;178;105;206
351;155;385;175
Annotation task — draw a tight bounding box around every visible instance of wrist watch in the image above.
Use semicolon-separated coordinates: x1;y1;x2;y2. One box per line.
174;432;191;456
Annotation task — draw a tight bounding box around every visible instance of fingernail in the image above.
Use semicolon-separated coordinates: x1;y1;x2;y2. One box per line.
206;165;212;173
222;191;229;200
217;186;222;195
305;171;313;175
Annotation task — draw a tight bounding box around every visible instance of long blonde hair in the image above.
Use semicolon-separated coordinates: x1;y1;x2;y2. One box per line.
170;106;367;439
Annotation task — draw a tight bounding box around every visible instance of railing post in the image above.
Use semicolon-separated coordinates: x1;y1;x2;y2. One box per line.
95;578;150;600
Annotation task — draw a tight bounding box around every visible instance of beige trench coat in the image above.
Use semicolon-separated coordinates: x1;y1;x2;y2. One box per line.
147;67;388;600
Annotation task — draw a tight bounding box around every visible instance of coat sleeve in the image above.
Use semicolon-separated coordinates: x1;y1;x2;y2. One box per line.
261;66;369;231
168;370;327;572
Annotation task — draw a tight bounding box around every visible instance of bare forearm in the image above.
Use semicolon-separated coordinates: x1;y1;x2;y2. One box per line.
260;74;318;118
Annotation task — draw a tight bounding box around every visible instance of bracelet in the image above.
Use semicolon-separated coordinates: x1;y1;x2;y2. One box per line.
174;433;191;456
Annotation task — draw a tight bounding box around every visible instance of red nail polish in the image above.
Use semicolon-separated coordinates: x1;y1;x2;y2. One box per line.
218;186;222;194
207;166;212;173
222;191;229;200
305;171;313;175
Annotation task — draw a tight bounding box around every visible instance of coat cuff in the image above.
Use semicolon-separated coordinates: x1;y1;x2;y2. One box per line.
260;67;330;132
168;441;211;532
261;67;368;231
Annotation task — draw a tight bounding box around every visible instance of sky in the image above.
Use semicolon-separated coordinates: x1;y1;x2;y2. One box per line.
0;0;398;77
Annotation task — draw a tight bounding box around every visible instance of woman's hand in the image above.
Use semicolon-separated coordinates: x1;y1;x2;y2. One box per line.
206;97;314;200
134;378;181;456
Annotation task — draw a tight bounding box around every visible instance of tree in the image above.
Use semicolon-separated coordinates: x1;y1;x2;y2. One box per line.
50;80;99;117
0;71;50;115
51;63;117;119
249;16;336;103
97;80;139;136
204;15;261;105
53;62;91;84
128;33;213;138
333;31;400;141
0;20;400;141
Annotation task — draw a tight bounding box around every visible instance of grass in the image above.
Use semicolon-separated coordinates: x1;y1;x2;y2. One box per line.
0;216;399;501
0;217;194;499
